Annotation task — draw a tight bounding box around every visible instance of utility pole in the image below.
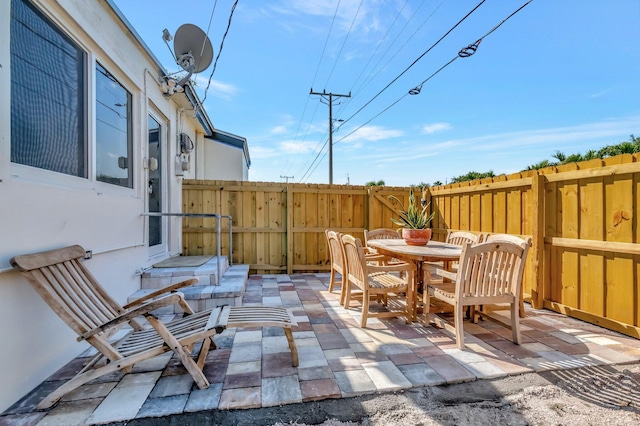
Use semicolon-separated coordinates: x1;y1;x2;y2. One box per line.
310;88;351;184
280;175;294;183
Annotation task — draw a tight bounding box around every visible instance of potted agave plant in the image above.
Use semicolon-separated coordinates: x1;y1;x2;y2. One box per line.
389;188;435;246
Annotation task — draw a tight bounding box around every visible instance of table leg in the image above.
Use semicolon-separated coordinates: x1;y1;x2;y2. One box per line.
409;261;424;322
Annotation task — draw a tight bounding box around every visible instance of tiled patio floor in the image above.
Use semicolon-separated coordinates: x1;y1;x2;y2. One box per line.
3;273;640;425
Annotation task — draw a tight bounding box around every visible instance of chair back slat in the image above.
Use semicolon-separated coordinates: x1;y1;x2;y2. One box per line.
341;234;366;291
446;230;482;246
326;230;345;275
11;246;125;336
457;240;530;300
364;228;402;245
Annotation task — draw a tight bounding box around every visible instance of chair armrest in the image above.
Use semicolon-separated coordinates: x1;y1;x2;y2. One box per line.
78;293;185;341
364;253;388;262
123;277;199;309
368;262;415;273
433;268;456;281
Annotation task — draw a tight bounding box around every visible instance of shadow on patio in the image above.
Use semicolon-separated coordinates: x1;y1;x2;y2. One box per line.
3;272;640;426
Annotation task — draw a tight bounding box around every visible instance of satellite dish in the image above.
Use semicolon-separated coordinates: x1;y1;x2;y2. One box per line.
173;24;214;86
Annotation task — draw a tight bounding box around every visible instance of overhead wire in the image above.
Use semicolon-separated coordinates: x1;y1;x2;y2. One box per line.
337;0;486;128
332;0;535;149
282;0;341;179
311;0;341;88
201;0;239;104
323;0;364;88
346;0;412;97
348;0;445;102
298;0;485;182
335;0;437;119
201;0;218;57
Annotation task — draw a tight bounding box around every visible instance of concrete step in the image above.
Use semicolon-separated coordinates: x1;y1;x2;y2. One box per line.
140;256;230;289
129;258;249;315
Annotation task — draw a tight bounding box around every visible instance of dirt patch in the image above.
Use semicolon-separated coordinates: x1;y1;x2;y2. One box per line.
117;364;640;426
272;364;640;426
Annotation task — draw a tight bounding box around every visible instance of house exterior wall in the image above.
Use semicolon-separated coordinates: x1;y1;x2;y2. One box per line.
196;139;250;181
0;0;214;411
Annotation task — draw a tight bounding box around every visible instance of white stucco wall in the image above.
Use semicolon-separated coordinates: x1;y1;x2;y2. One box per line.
0;0;208;412
196;139;250;181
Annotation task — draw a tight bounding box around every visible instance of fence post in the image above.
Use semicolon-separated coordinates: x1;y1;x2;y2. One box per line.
367;186;374;231
286;184;293;275
531;173;546;309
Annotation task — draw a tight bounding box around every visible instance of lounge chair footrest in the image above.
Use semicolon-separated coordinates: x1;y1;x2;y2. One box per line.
222;306;298;367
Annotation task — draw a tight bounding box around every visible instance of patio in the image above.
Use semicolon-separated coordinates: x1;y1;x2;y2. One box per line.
2;271;640;426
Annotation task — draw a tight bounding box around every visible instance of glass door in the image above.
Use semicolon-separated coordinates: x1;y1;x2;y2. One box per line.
147;114;166;255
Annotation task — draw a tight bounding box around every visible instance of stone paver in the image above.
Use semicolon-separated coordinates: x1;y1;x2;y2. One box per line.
262;375;302;407
4;273;640;425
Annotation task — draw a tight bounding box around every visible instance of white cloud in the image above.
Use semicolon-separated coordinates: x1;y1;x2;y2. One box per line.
271;125;288;135
249;146;279;159
460;116;640;152
193;76;239;101
280;140;322;154
340;125;404;144
421;123;452;134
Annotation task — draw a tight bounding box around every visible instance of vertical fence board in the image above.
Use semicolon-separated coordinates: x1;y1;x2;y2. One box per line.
605;175;635;324
480;192;491;232
579;177;605;315
560;179;580;308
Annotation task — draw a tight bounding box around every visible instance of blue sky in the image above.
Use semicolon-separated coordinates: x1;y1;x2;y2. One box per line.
114;0;640;186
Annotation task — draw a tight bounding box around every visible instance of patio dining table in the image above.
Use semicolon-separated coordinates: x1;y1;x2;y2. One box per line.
367;238;462;321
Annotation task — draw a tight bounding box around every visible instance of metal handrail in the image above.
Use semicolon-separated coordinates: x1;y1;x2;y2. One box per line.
142;212;233;282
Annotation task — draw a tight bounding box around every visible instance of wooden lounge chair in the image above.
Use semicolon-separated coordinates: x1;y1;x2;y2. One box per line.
10;245;298;410
341;234;415;327
424;238;531;349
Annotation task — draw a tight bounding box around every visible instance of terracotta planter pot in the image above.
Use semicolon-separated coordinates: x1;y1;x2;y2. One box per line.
402;228;432;246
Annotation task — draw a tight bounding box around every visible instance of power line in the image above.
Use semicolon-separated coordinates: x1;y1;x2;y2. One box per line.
347;0;445;104
286;0;340;178
299;0;532;183
334;0;535;148
346;0;412;96
324;0;364;88
201;0;239;104
311;0;341;88
339;0;487;128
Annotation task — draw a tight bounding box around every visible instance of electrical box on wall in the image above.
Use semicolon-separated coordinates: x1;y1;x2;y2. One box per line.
175;155;184;176
175;155;190;176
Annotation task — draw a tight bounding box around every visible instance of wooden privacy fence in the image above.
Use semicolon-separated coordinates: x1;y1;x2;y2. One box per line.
183;153;640;338
429;153;640;338
182;181;413;274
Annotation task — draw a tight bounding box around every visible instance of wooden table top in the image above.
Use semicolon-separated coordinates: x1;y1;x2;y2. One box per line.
367;239;462;262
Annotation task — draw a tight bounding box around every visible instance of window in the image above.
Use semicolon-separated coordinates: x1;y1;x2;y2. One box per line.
95;63;133;188
10;0;86;177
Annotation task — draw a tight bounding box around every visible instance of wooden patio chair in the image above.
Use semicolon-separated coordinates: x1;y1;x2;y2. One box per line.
11;245;228;409
424;238;531;349
326;230;347;300
326;230;395;306
341;234;415;327
424;230;483;287
483;233;532;318
364;228;402;257
364;228;408;270
442;230;483;272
